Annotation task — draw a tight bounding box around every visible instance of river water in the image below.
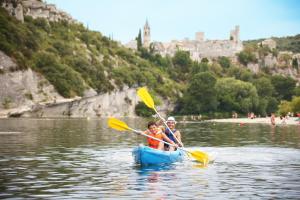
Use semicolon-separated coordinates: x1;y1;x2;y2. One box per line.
0;118;299;199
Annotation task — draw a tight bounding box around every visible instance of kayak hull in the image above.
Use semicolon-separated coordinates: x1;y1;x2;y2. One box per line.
132;145;184;166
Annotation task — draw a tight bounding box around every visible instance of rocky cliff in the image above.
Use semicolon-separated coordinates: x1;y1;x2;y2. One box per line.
1;0;75;23
22;87;140;118
245;39;300;82
0;50;63;116
0;50;148;118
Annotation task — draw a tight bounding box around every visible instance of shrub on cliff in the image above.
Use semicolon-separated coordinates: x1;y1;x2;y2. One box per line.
135;102;155;117
218;56;231;68
237;50;257;65
33;52;85;97
0;8;40;68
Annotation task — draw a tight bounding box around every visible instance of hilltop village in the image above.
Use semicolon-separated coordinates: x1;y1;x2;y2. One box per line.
126;21;243;61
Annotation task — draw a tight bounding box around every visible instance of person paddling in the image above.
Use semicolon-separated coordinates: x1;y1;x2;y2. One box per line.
144;121;177;150
161;117;183;151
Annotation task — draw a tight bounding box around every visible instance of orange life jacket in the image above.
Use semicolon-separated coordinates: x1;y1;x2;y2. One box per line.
147;129;163;149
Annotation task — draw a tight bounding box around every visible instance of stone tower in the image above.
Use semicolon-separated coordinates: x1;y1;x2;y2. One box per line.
230;25;240;43
143;20;151;48
195;32;205;41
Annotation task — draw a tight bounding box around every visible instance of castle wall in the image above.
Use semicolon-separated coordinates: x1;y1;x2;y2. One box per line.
154;38;243;61
140;24;243;61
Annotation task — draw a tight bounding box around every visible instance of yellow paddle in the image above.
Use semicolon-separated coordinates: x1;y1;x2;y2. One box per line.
108;117;209;164
137;87;209;163
137;88;182;143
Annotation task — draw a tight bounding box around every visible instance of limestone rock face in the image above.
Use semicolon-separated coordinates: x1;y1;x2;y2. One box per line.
0;51;63;116
1;0;76;23
0;50;148;118
247;63;260;74
264;54;277;68
83;88;97;98
0;51;18;72
23;88;140;118
1;1;24;22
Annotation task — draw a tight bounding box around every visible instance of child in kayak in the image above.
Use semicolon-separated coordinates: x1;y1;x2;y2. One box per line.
144;121;177;150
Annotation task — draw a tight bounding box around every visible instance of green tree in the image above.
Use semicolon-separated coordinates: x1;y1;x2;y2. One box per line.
172;50;192;74
218;56;231;68
278;100;292;115
191;62;209;74
136;29;142;51
227;66;253;82
201;57;209;63
271;75;296;101
266;97;278;114
253;77;277;115
180;72;218;114
295;86;300;96
215;78;259;113
292;58;298;69
237;49;257;65
290;96;300;113
209;62;223;77
135;102;155;117
253;77;275;97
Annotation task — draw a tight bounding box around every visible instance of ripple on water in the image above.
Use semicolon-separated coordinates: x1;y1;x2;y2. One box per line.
0;119;300;199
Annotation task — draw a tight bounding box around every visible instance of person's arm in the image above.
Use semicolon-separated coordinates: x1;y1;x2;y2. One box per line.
161;132;177;146
175;130;183;147
142;130;149;135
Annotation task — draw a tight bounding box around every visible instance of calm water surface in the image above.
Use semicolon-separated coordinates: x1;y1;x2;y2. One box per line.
0;118;299;199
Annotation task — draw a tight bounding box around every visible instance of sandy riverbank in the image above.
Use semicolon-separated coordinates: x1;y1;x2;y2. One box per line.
209;117;300;125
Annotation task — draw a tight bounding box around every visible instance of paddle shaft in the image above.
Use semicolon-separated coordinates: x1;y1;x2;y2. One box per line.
129;127;191;154
154;108;183;147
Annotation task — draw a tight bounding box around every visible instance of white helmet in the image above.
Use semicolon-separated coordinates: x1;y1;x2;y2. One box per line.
166;116;176;124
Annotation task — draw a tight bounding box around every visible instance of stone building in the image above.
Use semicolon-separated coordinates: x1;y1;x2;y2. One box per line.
126;21;243;61
1;0;76;23
259;39;277;49
1;0;24;22
143;20;151;48
153;25;243;61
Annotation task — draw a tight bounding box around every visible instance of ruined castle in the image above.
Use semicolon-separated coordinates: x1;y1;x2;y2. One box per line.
1;0;76;23
126;21;244;61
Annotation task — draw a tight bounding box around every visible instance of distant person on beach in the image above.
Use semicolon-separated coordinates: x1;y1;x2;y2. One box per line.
280;115;287;124
297;113;300;123
232;112;238;118
270;113;276;125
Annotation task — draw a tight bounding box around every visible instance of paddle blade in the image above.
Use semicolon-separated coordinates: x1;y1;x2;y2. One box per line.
108;118;130;131
188;150;210;165
137;87;155;109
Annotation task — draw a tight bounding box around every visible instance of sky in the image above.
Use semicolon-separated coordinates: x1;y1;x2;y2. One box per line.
46;0;300;44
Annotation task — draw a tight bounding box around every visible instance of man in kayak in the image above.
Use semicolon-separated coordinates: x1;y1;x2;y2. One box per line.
144;121;178;150
161;116;183;151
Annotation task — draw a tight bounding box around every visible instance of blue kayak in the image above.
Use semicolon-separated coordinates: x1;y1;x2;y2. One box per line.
132;145;184;166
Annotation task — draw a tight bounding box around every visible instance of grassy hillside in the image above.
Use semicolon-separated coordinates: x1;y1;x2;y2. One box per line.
0;7;182;98
244;34;300;53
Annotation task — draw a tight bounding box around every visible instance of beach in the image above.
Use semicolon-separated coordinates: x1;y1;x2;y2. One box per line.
209;117;300;125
